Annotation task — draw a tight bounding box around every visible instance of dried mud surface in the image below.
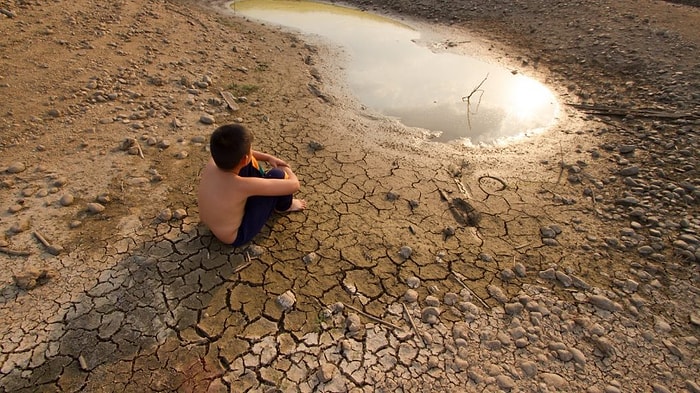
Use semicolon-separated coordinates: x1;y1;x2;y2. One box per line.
0;0;698;392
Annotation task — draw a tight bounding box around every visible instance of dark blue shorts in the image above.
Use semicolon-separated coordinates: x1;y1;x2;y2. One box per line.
231;163;292;247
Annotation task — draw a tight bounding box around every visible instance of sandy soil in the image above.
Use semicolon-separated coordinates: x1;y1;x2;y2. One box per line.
0;0;698;392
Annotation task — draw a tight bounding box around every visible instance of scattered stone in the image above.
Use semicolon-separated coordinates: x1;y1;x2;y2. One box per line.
317;363;337;383
199;114;215;124
173;208;188;220
386;191;400;201
157;208;173;222
421;306;440;324
13;268;58;290
587;294;622;312
487;284;508;303
398;246;413;259
404;289;418;303
308;140;324;151
6;162;26;173
302;252;320;264
540;373;568;389
405;276;420;288
59;194;74;206
86;202;105;213
276;291;296;310
425;295;440;307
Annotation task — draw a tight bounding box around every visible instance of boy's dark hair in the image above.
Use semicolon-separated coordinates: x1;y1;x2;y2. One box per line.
210;124;253;170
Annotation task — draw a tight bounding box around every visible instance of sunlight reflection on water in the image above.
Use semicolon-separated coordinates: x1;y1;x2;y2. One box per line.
233;0;559;145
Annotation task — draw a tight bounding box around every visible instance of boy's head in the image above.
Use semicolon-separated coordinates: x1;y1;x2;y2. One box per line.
210;124;253;170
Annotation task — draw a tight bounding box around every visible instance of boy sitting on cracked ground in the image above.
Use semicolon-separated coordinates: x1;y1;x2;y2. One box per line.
198;124;306;246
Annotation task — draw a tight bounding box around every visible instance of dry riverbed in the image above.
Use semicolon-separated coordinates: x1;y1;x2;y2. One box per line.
0;0;698;392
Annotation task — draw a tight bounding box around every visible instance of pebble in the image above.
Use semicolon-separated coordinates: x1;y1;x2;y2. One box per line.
276;291;296;310
6;162;26;173
399;246;413;259
404;289;418;303
157;208;173;221
86;202;105;213
199;114;215;124
317;363;337;383
59;194;74;206
587;294;622;312
405;276;420;288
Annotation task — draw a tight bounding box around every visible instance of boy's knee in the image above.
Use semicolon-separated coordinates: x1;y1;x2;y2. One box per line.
265;167;287;179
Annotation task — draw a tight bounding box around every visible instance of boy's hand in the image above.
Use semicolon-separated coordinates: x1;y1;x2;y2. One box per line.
268;156;289;168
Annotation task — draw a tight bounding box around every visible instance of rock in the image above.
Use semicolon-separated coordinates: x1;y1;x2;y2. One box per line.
651;383;672;393
308;140;324;151
421;306;440;324
398;246;412;259
404;289;418;303
6;162;26;173
86;202;105;213
302;252;320;264
444;292;459;305
496;374;516;390
317;363;337;383
587;294;622;312
276;290;296;310
540;373;568;389
199;114;215;124
487;284;508;303
157;208;173;221
173;208;188;219
405;276;420;288
425;295;440;307
504;302;524;315
13;268;58;290
619;166;640;176
59;193;74;206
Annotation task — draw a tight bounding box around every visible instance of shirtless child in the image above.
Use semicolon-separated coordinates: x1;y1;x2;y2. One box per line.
197;124;306;246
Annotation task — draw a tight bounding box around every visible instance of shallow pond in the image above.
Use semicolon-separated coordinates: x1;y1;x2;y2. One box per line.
233;0;559;145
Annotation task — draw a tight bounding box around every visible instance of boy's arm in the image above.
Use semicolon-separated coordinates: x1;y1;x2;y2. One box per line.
252;150;288;168
240;166;300;197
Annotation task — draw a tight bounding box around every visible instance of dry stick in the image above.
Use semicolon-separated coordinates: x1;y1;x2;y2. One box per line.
462;74;489;130
33;231;50;248
0;246;30;257
343;303;403;331
33;231;64;255
402;303;426;347
135;140;145;159
450;272;490;309
556;141;566;184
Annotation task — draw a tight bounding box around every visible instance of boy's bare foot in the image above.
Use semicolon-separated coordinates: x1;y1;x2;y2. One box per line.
285;199;306;212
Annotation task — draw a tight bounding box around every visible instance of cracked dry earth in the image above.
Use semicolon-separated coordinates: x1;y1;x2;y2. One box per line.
1;0;699;392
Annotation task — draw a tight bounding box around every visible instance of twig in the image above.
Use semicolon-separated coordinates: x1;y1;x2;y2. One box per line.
566;103;699;120
0;246;31;257
402;303;426;347
232;261;251;274
462;74;489;130
450;272;490;309
343;303;403;330
556;141;565;184
33;231;64;255
135;140;144;159
514;242;530;250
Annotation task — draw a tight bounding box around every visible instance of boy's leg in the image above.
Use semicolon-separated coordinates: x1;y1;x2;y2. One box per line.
265;168;293;212
231;167;293;247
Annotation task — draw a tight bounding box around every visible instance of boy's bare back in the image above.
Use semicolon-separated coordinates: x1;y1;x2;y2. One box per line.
198;159;249;244
198;157;306;244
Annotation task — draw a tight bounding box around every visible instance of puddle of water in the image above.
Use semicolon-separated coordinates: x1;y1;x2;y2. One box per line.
233;0;559;145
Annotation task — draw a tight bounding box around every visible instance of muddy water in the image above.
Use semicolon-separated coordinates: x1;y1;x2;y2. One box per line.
233;0;559;145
